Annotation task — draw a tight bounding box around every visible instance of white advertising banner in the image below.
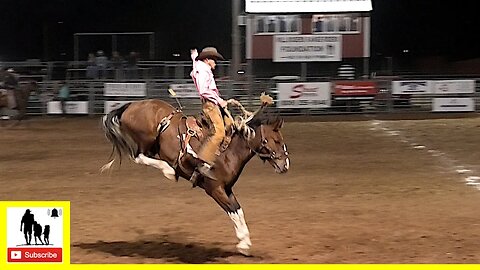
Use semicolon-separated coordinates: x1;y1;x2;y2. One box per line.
432;80;475;94
246;0;372;13
277;82;331;108
392;80;433;95
104;83;146;96
104;101;132;114
47;101;89;114
169;84;198;98
273;35;341;62
432;98;475;112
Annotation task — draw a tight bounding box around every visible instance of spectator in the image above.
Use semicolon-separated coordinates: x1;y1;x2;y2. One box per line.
290;19;298;32
95;50;109;79
279;16;287;32
315;17;323;32
86;53;98;79
256;17;265;33
126;51;138;79
58;81;70;117
111;51;124;80
267;17;276;32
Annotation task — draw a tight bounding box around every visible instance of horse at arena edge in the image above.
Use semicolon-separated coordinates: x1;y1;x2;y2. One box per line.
100;96;290;255
0;80;39;126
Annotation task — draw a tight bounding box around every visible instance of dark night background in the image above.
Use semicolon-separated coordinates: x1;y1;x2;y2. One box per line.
0;0;477;64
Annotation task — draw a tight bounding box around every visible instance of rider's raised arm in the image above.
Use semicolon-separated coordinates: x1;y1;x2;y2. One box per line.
190;49;198;63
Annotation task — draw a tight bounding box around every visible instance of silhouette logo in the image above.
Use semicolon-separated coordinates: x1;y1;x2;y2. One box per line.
7;207;64;263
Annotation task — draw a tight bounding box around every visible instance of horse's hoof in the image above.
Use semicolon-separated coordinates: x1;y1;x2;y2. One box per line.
236;243;252;256
237;247;251;256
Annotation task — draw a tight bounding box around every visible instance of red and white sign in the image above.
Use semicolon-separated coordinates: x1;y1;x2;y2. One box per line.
334;81;378;96
8;248;62;263
277;82;331;108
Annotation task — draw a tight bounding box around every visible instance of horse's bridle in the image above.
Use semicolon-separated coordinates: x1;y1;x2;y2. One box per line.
248;125;286;161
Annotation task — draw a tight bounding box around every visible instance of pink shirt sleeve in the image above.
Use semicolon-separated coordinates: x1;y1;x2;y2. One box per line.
195;69;225;106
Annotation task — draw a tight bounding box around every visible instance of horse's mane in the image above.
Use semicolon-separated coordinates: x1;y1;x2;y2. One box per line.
233;108;282;141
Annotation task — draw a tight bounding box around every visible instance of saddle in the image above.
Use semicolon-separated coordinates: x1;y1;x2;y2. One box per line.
181;113;233;157
156;110;233;160
156;109;234;186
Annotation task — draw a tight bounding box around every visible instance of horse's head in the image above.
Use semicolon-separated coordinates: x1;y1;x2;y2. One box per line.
246;114;290;174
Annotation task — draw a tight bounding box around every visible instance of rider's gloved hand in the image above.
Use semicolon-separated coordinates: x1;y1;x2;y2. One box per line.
219;99;228;108
227;98;240;106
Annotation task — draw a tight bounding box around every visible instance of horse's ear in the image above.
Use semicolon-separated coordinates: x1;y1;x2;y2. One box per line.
273;118;284;131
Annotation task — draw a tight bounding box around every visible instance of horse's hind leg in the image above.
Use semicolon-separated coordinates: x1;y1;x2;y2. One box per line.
206;186;252;255
134;153;176;180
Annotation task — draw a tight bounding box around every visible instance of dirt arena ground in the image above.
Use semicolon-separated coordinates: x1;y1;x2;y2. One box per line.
1;114;480;264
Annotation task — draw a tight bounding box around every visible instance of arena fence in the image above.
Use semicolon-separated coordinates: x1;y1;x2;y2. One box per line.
20;77;480;117
2;60;479;117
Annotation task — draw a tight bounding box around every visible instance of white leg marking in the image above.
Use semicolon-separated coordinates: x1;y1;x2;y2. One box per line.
228;208;251;255
100;159;115;173
135;153;176;180
283;145;290;170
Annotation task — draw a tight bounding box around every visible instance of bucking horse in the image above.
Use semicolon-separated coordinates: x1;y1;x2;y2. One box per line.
101;94;290;255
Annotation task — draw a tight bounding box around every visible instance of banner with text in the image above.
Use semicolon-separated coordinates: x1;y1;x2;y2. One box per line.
432;80;475;94
277;82;331;108
432;97;475;112
246;0;372;13
273;35;341;62
333;81;378;97
104;83;146;97
392;80;433;95
47;101;89;114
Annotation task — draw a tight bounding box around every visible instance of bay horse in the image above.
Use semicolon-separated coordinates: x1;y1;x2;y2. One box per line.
0;80;39;125
101;98;290;255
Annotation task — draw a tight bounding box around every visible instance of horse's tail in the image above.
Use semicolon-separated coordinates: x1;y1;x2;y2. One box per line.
100;103;137;173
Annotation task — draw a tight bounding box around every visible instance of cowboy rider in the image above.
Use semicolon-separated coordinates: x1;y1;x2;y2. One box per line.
190;47;235;179
0;67;19;109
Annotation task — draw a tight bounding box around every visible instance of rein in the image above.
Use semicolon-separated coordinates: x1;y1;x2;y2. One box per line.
247;125;282;160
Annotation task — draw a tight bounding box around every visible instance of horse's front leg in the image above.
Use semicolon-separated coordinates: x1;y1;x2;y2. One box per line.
206;186;252;256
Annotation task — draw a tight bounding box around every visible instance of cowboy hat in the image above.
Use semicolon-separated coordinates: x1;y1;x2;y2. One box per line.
196;47;225;61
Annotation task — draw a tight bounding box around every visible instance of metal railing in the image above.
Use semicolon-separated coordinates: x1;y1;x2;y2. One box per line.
22;78;480;117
